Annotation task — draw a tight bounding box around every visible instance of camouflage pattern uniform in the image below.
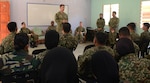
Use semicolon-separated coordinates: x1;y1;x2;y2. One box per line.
0;32;16;54
74;26;86;43
96;18;105;32
78;46;114;79
118;53;150;83
130;32;140;42
0;50;40;75
109;17;119;30
59;33;78;51
108;31;118;48
55;11;68;33
47;26;56;31
20;28;38;42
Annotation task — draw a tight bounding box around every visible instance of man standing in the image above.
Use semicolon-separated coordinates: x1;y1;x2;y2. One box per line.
55;4;68;34
109;11;119;32
96;13;105;32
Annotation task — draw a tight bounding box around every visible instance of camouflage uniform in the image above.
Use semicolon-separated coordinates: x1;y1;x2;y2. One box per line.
47;26;56;31
130;32;140;42
55;11;68;33
139;31;150;56
0;32;16;54
109;17;119;31
59;33;78;51
78;46;114;79
20;28;38;42
108;31;118;48
0;50;40;75
96;18;105;31
118;53;150;83
74;26;86;43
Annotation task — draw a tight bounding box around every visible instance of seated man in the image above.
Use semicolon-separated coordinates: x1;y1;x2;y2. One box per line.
74;21;86;43
20;22;38;48
0;22;17;54
59;23;78;51
0;33;40;75
46;21;56;31
116;38;150;83
78;32;114;82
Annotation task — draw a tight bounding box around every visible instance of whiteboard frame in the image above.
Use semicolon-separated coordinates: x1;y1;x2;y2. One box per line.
27;3;69;27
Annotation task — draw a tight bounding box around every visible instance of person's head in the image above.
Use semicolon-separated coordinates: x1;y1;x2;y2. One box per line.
118;27;130;39
142;23;150;31
40;47;78;83
112;11;116;17
127;22;136;31
92;51;119;83
93;32;108;46
79;21;83;27
14;33;29;51
99;13;103;18
21;22;26;28
7;22;17;32
45;30;59;49
60;4;65;12
116;38;135;57
51;21;54;26
62;23;71;34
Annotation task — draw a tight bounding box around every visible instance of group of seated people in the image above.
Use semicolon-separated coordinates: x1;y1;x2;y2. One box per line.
0;21;150;83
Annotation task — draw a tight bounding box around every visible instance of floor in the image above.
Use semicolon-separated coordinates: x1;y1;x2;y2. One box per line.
28;42;93;59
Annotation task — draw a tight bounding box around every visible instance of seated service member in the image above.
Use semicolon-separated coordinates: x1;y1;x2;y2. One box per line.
0;22;17;54
74;21;86;43
59;23;78;51
46;21;56;31
0;33;40;75
20;22;38;47
78;32;114;81
36;30;60;62
116;38;150;83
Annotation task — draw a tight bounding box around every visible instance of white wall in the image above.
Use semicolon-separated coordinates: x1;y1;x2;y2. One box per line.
10;0;91;33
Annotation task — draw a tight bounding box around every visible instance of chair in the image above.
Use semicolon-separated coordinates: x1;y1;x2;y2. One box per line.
0;70;39;83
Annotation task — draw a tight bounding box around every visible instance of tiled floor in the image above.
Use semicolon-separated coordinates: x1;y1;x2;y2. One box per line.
28;42;93;59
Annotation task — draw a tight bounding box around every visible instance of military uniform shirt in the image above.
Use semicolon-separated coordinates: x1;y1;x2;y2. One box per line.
59;33;78;51
119;53;150;83
75;26;86;42
130;32;140;42
55;11;68;33
0;32;16;54
109;17;119;29
96;18;105;29
78;45;115;79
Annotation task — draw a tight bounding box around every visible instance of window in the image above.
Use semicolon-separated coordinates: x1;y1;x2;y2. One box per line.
141;1;150;27
103;4;119;25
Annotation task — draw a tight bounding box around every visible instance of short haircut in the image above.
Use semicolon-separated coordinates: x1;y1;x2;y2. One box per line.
7;22;17;32
14;33;29;51
45;30;59;49
119;27;130;36
113;11;116;14
95;32;108;45
127;22;136;30
62;23;71;33
60;4;65;7
143;23;150;29
21;22;25;25
116;38;135;57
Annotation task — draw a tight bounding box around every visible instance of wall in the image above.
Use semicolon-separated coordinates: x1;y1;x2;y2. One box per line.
91;0;142;34
10;0;91;32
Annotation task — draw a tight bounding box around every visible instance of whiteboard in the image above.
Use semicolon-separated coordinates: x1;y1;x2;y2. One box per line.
27;3;68;26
